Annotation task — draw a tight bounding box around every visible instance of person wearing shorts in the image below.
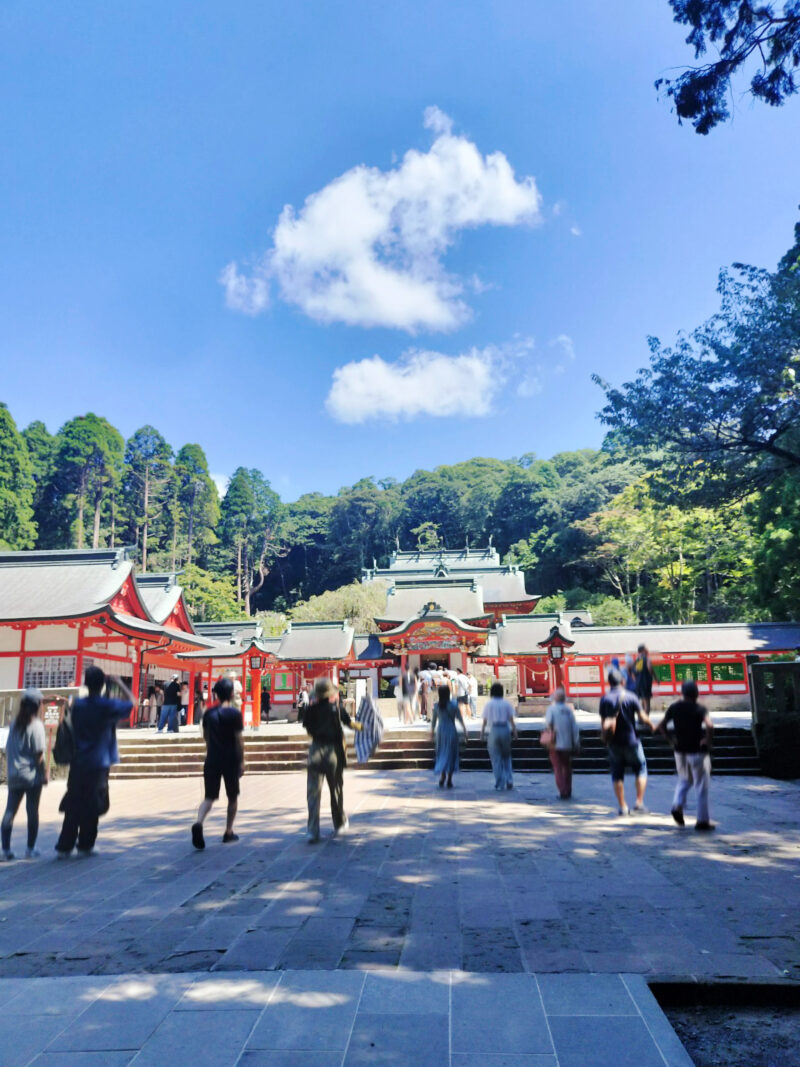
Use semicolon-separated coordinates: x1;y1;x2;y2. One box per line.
600;668;654;816
191;677;244;849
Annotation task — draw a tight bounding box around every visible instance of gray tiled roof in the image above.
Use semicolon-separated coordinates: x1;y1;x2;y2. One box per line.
136;573;183;625
378;580;487;623
496;614;569;654
480;571;537;604
278;620;355;661
194;620;263;647
569;623;800;656
0;548;133;621
353;634;387;660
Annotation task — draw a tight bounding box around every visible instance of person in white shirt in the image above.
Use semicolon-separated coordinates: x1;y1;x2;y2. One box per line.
468;674;479;719
456;671;471;717
543;686;581;799
480;682;518;790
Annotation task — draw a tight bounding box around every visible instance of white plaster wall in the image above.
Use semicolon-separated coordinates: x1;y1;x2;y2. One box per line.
0;659;19;689
26;625;78;652
0;630;21;653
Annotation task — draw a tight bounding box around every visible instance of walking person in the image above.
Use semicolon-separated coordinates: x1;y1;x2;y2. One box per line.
418;668;430;723
179;681;190;726
55;668;134;857
543;686;581;799
480;681;517;790
468;673;479;720
191;677;244;850
431;684;466;789
634;644;654;716
146;685;159;726
398;668;416;725
456;668;471;717
158;674;180;733
600;667;654;816
2;689;50;860
656;680;715;831
301;677;363;843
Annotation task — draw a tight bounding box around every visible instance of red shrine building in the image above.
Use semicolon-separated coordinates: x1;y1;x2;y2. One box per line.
1;545;799;722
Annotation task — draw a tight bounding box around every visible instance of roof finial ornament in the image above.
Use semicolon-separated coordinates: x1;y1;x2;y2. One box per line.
488;533;493;548
396;534;401;552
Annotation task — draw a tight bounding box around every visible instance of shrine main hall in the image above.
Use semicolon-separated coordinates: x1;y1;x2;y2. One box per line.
1;544;799;725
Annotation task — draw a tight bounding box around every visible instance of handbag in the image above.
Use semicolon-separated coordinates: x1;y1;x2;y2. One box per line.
52;711;75;766
539;727;554;748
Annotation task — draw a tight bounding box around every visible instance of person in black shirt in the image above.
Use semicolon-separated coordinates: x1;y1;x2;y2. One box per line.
656;680;715;831
634;644;654;715
158;675;181;733
599;668;654;816
191;677;244;849
301;676;362;843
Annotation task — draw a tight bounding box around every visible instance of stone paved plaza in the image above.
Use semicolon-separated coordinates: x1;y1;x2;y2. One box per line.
0;769;798;1063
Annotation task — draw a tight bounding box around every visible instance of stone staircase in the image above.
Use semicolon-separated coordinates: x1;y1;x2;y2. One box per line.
111;727;761;779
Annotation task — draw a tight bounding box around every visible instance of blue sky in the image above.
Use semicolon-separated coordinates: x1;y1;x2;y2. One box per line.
1;1;798;500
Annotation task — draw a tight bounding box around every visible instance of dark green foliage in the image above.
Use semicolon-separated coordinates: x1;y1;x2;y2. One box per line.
0;404;36;550
659;2;800;133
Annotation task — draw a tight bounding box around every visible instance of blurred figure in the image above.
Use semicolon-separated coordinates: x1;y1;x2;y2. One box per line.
456;668;471;716
624;655;638;693
158;674;180;733
302;677;362;843
146;685;158;726
55;668;134;857
468;673;479;719
398;668;416;725
179;680;190;726
480;681;517;790
417;668;430;723
634;644;654;716
2;688;49;860
656;679;715;832
432;684;466;789
192;676;244;849
543;686;580;799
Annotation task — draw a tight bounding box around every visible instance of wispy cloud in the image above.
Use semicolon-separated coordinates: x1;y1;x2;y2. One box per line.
570;224;582;237
326;337;535;424
549;333;576;374
221;108;542;332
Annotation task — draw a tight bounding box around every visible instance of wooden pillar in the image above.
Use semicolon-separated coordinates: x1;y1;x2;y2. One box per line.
130;643;141;728
187;670;196;726
75;623;85;690
252;669;262;725
17;626;27;689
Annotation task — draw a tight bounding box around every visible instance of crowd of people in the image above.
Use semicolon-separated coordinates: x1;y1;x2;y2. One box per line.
0;649;716;860
395;663;479;725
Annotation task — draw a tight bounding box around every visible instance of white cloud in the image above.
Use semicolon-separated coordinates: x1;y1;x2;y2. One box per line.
222;108;541;332
210;472;230;498
219;263;270;315
548;333;576;374
326;341;526;424
552;200;565;217
570;224;582;237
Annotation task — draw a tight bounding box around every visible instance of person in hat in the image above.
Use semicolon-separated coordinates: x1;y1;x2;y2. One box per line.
301;677;363;843
2;689;51;860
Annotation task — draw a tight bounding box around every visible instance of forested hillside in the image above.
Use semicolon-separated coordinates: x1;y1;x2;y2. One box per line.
1;220;797;627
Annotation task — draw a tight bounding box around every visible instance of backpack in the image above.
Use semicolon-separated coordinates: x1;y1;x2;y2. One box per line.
52;711;75;766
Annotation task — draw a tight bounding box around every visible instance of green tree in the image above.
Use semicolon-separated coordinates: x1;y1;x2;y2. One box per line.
595;237;800;505
181;564;247;622
121;426;173;571
174;443;219;568
51;414;124;549
219;468;285;614
289;580;388;633
0;404;36;549
659;1;800;134
410;521;441;550
329;478;400;584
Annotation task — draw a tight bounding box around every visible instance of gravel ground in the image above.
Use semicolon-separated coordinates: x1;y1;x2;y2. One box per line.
665;1005;800;1066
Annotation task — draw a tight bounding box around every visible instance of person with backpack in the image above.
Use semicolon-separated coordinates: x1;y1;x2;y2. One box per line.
599;667;654;816
2;689;51;860
54;667;134;857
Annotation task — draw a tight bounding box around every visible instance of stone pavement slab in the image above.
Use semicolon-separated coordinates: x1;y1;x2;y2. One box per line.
0;969;692;1066
0;770;797;984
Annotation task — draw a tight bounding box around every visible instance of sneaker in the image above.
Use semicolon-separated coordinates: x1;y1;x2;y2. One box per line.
617;807;630;816
24;848;40;859
1;850;14;862
191;822;205;850
632;804;650;815
334;819;349;836
671;807;685;827
306;832;320;844
695;821;716;832
76;848;95;858
506;782;514;790
222;832;239;844
54;848;71;859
